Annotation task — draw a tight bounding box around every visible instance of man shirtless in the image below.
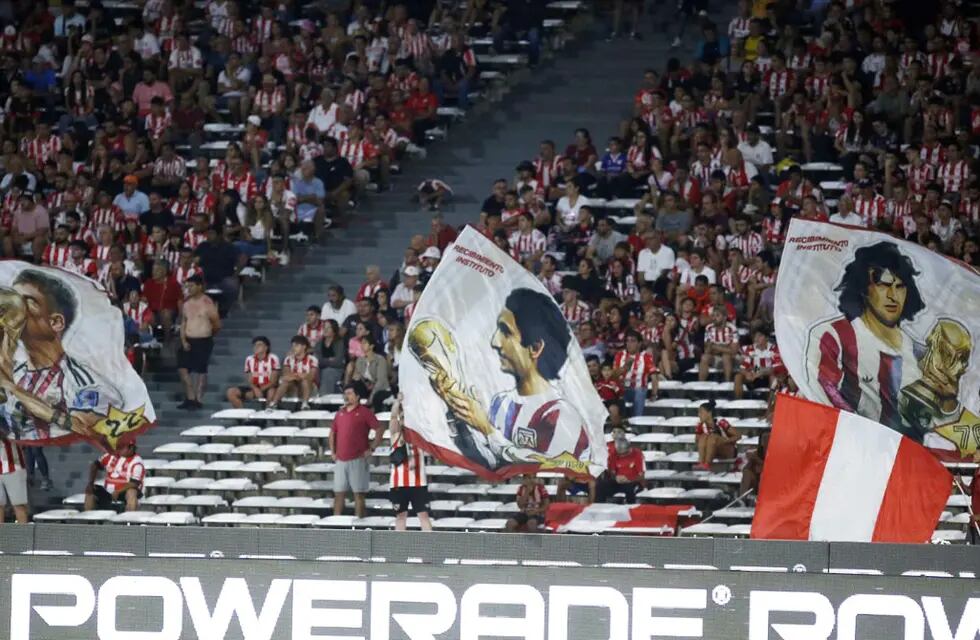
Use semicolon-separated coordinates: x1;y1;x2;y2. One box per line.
178;275;220;409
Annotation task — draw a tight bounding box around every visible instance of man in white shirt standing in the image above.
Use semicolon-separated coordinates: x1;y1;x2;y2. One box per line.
321;285;357;327
737;124;774;177
637;231;675;298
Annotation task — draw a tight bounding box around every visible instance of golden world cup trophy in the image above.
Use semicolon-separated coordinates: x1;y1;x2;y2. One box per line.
408;318;465;402
0;287;26;404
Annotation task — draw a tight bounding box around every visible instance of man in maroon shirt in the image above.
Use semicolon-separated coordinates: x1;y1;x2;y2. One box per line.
329;382;382;518
596;426;646;504
142;259;180;336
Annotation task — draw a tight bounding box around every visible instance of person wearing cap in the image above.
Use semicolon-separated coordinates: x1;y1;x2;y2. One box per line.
177;275;221;410
12;191;49;261
420;245;441;277
84;440;144;512
391;265;420;312
596;425;645;504
113;175;150;220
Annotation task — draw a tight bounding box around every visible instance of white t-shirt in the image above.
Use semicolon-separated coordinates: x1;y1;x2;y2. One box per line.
556;195;590;227
218;67;251;97
737;140;774;168
829;212;864;227
678;265;717;287
637;245;676;282
321;298;356;326
306;103;339;133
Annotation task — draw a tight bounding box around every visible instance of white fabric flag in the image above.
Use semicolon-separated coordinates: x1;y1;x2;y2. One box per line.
774;219;980;462
0;263;156;453
399;227;608;480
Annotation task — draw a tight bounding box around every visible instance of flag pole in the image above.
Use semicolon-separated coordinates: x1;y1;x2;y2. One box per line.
952;476;980;541
696;488;754;526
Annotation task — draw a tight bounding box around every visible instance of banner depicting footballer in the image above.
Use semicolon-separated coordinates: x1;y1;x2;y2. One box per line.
400;227;608;480
0;263;155;453
775;219;980;461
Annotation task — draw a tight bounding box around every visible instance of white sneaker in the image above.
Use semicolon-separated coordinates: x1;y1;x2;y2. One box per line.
300;402;311;410
278;252;290;267
671;37;681;48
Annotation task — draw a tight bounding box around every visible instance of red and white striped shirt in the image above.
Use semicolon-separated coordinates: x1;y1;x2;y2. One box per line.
245;353;280;386
509;230;546;261
560;300;591;327
764;68;794;99
183;228;207;249
728;16;751;40
89;206;125;232
344;89;365;114
728;231;764;257
145;110;172;140
674;314;699;360
614;349;656;388
169;198;197;222
297;321;325;344
23;135;62;167
99;453;145;493
123;300;153;326
168;46;202;70
283;353;318;375
805;73;831;100
0;437;24;474
741;342;780;371
175;264;203;285
253;86;286;116
926;51;954;78
854;193;888;228
534;156;563;190
905;163;934;194
218;171;258;202
937;160;970;193
705;321;738;346
959;198;980;225
340;139;377;169
920;143;945;166
153;155;185;179
389;431;427;488
720;265;752;295
253;15;274;42
42;244;72;267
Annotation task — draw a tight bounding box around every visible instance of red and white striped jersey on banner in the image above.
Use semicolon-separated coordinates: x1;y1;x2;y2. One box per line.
740;342;781;371
297;321;325;344
937;160;970;193
904;163;934;194
0;437;24;474
509;230;546;262
99;453;146;494
752;395;952;543
705;321;738;346
42;244;71;268
560;300;591;327
613;349;656;388
244;353;280;386
283;353;318;375
390;432;427;488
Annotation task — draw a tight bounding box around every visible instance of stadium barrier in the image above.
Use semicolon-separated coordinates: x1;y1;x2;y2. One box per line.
1;526;977;639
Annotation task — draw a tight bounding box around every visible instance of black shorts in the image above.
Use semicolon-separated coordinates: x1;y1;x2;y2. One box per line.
391;486;430;515
739;374;770;389
92;485;142;509
178;337;214;373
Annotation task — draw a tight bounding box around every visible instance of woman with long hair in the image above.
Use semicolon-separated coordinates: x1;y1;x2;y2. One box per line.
237;193;274;258
318;319;346;393
695;400;740;470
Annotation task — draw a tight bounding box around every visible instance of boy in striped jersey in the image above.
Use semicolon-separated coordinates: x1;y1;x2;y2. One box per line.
388;395;432;531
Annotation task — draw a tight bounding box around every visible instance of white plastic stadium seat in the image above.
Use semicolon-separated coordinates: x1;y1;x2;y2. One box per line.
34;509;80;522
111;511;158;524
180;425;226;438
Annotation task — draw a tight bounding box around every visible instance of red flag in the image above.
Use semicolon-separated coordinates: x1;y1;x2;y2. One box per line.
751;394;952;543
545;503;692;534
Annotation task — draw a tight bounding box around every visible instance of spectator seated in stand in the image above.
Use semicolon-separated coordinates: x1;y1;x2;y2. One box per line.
269;336;318;411
226;336;280;408
507;473;550;532
84;441;144;512
596;425;646;504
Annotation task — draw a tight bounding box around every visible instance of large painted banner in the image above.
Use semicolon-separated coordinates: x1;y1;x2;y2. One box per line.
775;219;980;461
0;263;155;453
400;227;608;480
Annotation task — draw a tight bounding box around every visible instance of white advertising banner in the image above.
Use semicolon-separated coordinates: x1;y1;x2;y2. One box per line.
775;219;980;461
399;226;608;480
0;263;156;453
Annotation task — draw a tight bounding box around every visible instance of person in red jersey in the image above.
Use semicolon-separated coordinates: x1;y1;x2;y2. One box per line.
596;425;646;504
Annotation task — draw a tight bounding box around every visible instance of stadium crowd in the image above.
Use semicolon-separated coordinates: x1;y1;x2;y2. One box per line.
219;0;980;522
1;0;980;533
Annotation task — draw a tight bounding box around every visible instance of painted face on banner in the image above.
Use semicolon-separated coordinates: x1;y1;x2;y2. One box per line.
14;281;63;346
865;268;907;327
491;308;538;381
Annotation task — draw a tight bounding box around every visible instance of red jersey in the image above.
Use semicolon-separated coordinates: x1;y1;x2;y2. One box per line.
740;342;781;371
595;377;624;402
606;443;644;482
98;453;145;493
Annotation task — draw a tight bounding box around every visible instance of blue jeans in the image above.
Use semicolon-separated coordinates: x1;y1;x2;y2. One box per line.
625;386;647;417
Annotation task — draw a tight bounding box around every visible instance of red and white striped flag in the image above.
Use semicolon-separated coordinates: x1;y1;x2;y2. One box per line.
751;394;952;543
545;502;692;534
